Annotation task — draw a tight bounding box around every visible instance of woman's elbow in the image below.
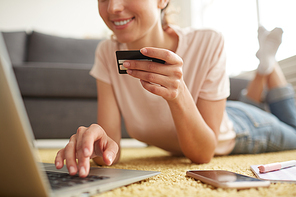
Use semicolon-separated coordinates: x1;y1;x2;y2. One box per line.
187;151;215;164
190;156;212;164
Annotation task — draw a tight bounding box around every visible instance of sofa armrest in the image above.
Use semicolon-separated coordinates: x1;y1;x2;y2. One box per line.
1;31;28;65
228;77;250;101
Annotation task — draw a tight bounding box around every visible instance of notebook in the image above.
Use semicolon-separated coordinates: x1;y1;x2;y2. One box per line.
0;33;160;197
251;165;296;183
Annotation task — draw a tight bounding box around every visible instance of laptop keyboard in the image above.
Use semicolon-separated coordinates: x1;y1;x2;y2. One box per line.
46;171;110;190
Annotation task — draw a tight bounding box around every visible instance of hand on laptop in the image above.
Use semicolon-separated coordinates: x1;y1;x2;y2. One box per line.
55;124;119;177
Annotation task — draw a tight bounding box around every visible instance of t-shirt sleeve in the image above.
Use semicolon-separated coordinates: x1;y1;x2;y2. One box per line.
199;32;230;101
89;40;112;84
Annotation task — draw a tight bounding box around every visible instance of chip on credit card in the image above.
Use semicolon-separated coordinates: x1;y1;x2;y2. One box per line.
116;50;165;74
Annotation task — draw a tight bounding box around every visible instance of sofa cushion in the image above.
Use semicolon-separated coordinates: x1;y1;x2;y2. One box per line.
27;31;101;64
1;31;27;65
13;62;97;98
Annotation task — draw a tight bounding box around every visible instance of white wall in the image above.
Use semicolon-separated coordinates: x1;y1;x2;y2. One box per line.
0;0;111;39
190;0;296;75
0;0;190;39
169;0;192;28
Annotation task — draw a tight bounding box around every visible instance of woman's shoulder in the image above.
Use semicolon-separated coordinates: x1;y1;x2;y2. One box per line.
189;28;223;44
172;25;224;43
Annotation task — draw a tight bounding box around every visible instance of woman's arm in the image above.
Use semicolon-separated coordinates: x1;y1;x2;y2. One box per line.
93;79;122;165
123;47;225;164
167;84;225;163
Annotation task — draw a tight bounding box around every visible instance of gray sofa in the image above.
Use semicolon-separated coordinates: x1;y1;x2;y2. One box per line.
1;30;249;139
2;30;131;139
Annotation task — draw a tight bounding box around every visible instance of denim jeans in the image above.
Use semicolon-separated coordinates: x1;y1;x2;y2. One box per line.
227;84;296;154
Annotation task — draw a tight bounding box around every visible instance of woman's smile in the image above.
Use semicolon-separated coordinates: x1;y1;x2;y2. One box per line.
112;17;134;29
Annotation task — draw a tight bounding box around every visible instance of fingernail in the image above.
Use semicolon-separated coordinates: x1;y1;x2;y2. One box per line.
84;148;90;157
127;69;132;74
140;48;147;54
69;166;75;174
107;153;114;165
123;61;130;68
56;161;60;167
80;166;86;176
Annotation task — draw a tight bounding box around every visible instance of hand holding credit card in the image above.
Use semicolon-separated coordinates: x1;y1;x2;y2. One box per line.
116;50;165;74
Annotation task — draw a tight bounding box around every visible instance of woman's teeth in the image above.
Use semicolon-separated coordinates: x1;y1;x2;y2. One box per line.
114;18;132;26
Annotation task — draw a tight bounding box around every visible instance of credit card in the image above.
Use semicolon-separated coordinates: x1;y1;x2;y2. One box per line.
116;50;165;74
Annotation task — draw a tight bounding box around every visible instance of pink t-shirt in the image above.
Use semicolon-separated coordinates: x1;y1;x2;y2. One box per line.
90;25;236;155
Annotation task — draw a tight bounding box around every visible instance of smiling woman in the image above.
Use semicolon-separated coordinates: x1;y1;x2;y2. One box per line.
16;0;290;179
2;0;296;179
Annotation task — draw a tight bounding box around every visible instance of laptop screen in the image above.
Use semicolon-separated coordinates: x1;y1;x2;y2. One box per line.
0;33;50;196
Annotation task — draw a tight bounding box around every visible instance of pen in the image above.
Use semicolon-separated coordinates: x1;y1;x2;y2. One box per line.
258;160;296;173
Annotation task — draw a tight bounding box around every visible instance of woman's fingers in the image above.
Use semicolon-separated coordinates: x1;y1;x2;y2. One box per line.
101;138;119;165
80;124;119;164
140;79;179;100
140;47;183;66
55;149;65;169
76;124;112;177
64;134;79;175
78;124;105;159
123;47;182;75
124;47;184;100
54;124;119;178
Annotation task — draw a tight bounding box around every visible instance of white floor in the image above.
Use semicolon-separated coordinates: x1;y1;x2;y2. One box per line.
34;138;147;149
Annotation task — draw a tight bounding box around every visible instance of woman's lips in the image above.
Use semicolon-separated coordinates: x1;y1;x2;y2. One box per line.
113;17;134;29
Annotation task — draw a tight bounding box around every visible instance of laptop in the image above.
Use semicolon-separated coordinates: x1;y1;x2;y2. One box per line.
0;33;160;197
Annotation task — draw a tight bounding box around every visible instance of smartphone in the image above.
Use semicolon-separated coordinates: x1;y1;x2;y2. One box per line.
186;170;270;189
116;50;165;74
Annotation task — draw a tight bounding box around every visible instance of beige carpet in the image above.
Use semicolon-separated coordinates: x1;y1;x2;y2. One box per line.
39;146;296;197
